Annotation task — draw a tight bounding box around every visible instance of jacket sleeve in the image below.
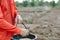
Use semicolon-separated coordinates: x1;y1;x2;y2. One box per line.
0;7;21;34
13;0;18;18
10;0;19;20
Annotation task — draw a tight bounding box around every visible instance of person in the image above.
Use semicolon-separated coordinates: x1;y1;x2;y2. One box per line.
0;0;29;40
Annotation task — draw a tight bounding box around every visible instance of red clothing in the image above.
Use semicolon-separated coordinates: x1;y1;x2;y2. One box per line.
0;0;21;40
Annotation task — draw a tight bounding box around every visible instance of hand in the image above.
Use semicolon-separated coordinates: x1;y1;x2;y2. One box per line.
15;15;23;24
20;28;29;37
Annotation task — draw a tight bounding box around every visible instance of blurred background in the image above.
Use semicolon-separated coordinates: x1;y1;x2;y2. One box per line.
14;0;60;40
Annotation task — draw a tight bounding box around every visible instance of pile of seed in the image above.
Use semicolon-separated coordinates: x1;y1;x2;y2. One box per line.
20;38;31;40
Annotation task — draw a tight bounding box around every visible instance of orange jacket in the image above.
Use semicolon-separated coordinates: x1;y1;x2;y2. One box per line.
0;0;21;40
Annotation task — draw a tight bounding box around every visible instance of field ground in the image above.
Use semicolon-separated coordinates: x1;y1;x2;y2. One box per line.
17;6;60;40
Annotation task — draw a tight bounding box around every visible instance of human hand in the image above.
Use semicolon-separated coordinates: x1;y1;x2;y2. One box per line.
20;28;29;37
15;15;23;24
